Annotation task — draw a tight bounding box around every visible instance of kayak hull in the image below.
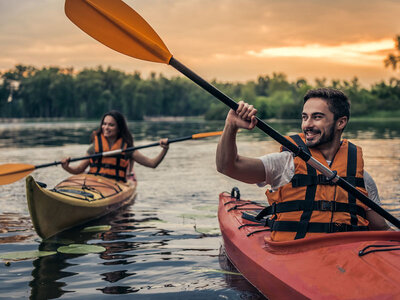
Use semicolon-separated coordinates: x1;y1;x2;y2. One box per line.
218;190;400;299
26;174;137;239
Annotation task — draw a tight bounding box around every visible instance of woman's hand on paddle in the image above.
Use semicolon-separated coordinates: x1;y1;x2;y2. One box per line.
159;138;169;150
61;157;71;170
226;101;258;130
61;155;90;174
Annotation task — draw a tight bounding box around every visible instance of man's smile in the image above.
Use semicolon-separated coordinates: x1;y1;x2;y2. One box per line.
304;129;320;140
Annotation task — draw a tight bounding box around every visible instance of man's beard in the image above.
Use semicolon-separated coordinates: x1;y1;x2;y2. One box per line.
304;124;335;148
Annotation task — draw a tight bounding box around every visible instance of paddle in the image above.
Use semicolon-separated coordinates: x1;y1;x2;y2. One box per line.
0;131;222;185
64;0;400;229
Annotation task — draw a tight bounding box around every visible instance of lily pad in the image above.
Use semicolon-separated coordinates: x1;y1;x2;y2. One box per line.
57;244;106;254
0;250;56;261
81;225;111;232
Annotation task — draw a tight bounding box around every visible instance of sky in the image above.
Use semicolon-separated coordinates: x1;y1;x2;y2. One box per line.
0;0;399;86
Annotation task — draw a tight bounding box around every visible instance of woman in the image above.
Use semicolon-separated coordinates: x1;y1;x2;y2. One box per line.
61;110;169;182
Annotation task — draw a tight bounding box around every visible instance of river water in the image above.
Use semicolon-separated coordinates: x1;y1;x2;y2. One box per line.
0;119;399;299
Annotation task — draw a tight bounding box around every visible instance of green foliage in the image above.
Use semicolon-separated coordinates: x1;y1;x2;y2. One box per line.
205;102;229;120
255;91;300;119
0;64;399;120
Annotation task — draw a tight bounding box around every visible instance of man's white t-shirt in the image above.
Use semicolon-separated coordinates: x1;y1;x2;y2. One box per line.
257;151;381;205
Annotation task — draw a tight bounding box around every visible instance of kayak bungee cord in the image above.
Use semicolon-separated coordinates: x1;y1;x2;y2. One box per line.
358;244;400;256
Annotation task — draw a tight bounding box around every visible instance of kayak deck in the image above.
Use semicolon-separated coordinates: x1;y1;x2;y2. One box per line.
26;174;137;239
218;189;400;299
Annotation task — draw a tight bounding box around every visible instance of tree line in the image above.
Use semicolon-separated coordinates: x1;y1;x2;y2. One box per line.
1;64;399;120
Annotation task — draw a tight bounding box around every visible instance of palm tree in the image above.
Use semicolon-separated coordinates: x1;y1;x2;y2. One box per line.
384;35;400;71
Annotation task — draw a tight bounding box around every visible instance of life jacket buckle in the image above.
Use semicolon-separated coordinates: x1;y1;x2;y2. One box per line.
318;173;336;185
319;200;336;212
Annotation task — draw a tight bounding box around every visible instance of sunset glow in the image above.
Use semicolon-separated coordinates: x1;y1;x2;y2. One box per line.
247;39;395;65
0;0;399;85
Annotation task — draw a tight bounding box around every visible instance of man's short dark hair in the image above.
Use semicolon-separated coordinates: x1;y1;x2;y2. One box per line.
303;88;350;121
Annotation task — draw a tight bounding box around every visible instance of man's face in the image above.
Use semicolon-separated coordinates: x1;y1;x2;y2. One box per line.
301;98;336;148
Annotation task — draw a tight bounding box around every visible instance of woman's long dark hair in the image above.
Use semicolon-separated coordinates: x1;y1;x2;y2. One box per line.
92;110;134;147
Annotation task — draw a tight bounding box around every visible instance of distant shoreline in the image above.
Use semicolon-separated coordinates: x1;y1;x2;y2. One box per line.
0;117;85;123
0;116;204;123
1;115;399;124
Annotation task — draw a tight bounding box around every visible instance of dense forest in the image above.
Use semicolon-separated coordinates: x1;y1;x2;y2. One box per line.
0;64;399;120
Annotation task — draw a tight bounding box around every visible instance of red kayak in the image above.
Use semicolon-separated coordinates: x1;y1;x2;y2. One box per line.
218;188;400;299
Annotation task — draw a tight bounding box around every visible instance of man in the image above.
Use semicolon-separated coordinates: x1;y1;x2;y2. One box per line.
216;88;390;241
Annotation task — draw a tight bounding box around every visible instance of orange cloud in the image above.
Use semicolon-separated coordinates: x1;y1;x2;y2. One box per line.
247;39;395;66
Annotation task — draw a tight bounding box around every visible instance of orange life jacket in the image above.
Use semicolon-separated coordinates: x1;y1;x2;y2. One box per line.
88;133;129;182
261;133;369;242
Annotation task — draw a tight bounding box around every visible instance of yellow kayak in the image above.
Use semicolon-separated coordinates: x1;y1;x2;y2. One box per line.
26;174;137;239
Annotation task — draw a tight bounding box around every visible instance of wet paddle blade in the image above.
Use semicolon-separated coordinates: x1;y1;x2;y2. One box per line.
0;164;35;185
65;0;172;64
192;131;223;139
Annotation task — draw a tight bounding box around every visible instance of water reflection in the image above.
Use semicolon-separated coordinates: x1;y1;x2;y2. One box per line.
1;119;399;148
0;120;224;148
30;254;76;299
0;213;34;244
28;207;141;299
345;119;400;140
218;246;267;300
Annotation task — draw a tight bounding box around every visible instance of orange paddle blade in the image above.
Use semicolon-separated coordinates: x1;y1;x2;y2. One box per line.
0;164;35;185
65;0;172;64
192;131;223;139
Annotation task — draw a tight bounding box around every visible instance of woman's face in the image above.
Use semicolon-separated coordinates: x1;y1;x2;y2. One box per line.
102;115;119;139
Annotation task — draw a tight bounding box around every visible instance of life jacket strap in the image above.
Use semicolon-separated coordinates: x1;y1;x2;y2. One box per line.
347;142;359;226
242;211;369;234
255;200;367;220
291;174;365;188
88;162;127;171
265;218;369;234
94;132;103;175
289;134;317;239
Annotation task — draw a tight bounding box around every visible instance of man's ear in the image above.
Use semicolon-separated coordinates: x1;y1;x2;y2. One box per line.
336;116;348;131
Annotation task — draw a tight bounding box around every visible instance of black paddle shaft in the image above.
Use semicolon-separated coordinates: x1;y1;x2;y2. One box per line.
169;57;400;229
34;135;192;169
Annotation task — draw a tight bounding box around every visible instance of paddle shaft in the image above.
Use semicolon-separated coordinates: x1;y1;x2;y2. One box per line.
34;135;193;170
169;57;400;228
